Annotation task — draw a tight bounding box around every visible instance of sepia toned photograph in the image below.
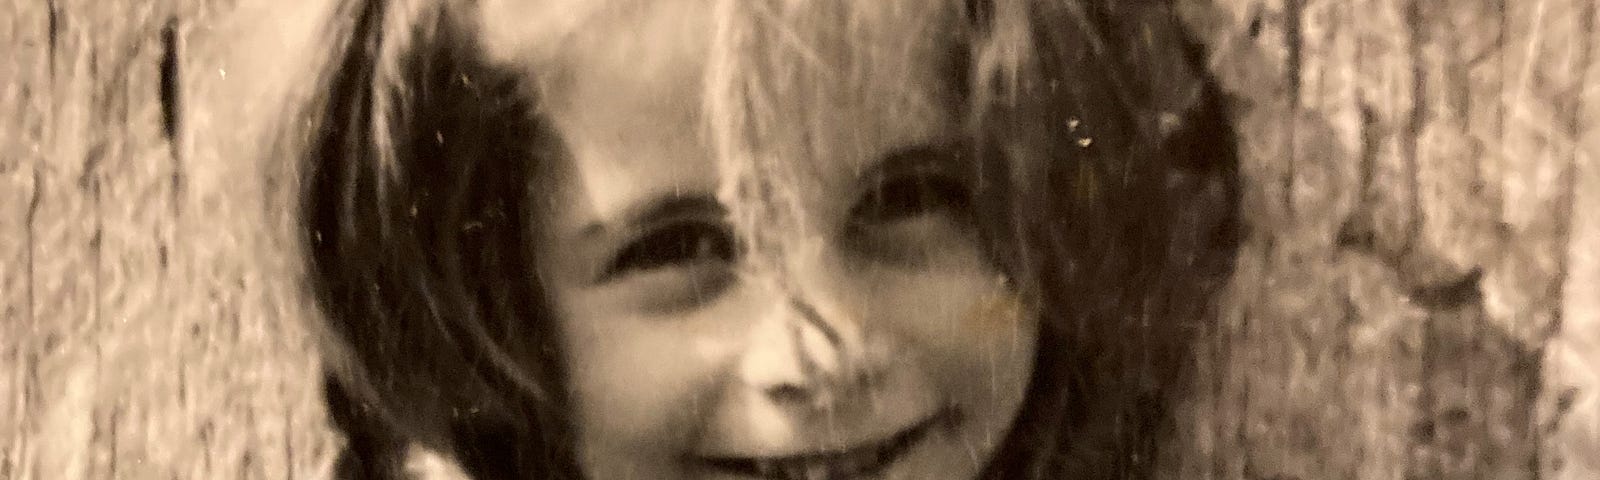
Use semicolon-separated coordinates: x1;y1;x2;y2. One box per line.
1;0;1596;478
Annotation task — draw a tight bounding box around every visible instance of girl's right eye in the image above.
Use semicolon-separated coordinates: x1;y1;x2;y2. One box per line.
602;221;737;280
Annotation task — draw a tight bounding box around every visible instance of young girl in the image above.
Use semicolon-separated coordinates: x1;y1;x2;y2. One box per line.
299;0;1240;478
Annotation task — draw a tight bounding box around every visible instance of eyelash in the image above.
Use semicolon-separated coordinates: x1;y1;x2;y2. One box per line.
603;221;737;278
850;174;973;226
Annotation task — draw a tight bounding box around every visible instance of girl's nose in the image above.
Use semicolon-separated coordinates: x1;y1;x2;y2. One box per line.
737;292;867;409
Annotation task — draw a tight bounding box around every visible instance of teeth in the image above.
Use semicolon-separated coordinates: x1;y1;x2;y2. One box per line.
776;459;803;480
780;459;813;480
749;457;841;480
798;462;827;480
838;444;881;474
746;444;890;480
753;459;780;478
722;413;937;479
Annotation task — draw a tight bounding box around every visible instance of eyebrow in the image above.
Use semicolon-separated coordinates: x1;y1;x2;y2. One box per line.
577;194;726;240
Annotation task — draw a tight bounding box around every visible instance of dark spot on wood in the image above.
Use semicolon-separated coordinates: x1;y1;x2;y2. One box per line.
1246;6;1264;39
160;19;181;145
161;19;186;220
239;451;255;478
1335;215;1375;252
79;143;107;189
1556;388;1578;413
1408;268;1482;310
47;0;60;76
1411;419;1437;443
200;420;215;472
1356;103;1380;193
178;364;187;402
1402;0;1427;249
108;405;121;478
283;411;296;480
25;170;40;353
1285;0;1303;104
965;0;993;29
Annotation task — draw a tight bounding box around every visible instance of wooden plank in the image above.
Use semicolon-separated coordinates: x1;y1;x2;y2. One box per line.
1543;2;1600;478
170;0;343;477
0;0;50;477
1170;0;1597;477
1;0;341;477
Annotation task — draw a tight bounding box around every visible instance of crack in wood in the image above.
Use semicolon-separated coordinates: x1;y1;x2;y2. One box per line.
1283;0;1303;218
160;19;181;147
1402;0;1426;254
1407;268;1484;311
162;17;185;220
47;0;59;83
1246;5;1264;39
1337;216;1488;311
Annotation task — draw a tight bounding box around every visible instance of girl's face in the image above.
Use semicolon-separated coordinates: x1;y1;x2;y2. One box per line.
494;2;1038;478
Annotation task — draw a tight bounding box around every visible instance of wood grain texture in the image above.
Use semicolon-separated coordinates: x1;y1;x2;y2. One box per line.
1;0;338;478
1169;0;1598;478
0;0;1594;478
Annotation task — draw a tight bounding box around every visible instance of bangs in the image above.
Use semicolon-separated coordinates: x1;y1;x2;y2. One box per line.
701;0;988;264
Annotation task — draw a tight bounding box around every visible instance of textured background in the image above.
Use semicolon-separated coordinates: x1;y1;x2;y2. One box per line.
1;0;1596;478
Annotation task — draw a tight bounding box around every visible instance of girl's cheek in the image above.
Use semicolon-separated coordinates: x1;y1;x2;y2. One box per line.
553;282;753;452
851;257;1038;396
853;234;1032;338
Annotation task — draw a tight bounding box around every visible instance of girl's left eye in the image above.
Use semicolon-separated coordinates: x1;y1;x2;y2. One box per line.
603;221;737;279
849;173;973;226
845;154;980;267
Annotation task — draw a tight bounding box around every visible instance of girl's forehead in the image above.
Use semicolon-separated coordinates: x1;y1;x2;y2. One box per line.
478;0;964;232
474;0;960;81
476;0;710;82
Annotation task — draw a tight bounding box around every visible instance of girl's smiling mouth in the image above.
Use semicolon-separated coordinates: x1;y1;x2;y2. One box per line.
695;410;950;479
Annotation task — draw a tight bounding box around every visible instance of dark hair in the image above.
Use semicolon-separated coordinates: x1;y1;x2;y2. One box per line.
299;0;1240;478
303;2;574;477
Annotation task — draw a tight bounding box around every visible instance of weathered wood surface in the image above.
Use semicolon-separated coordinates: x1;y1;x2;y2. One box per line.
1;0;340;478
1170;0;1599;478
0;0;1594;478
